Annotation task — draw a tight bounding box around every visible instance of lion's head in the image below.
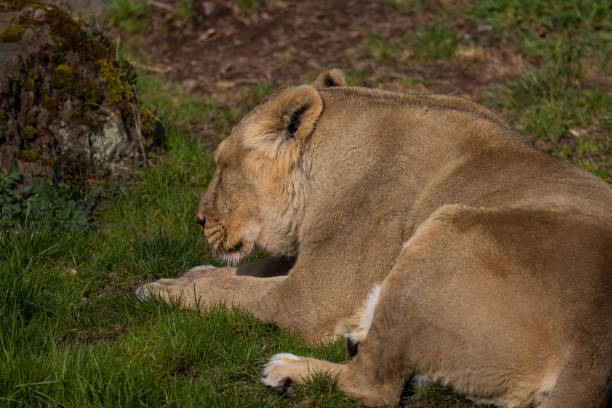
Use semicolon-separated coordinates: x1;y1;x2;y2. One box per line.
196;70;346;265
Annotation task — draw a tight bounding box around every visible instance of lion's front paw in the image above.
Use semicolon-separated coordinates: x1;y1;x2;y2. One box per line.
135;265;227;301
261;353;303;394
134;279;179;301
135;282;154;300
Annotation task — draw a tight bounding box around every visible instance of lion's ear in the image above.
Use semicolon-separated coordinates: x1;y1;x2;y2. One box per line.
312;69;347;88
244;85;323;159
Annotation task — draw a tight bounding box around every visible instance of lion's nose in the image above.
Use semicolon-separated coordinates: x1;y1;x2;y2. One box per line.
196;216;206;228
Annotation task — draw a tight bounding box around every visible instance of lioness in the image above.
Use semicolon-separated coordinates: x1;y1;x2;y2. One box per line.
137;70;612;407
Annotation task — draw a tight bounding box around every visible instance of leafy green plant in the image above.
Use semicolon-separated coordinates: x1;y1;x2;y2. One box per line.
0;168;99;229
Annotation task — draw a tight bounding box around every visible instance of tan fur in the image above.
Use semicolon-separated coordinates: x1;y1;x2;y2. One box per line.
311;68;347;88
138;70;612;407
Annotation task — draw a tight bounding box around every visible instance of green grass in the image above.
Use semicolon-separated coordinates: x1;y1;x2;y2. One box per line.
379;0;425;15
108;0;151;33
176;0;201;24
236;0;260;14
464;0;611;59
367;23;461;61
411;26;460;59
367;32;405;60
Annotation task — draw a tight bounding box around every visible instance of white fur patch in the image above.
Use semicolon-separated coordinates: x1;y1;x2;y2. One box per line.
261;353;299;388
411;374;430;388
358;284;382;329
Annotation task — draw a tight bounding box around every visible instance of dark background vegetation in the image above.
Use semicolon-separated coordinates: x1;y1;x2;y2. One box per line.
1;0;610;406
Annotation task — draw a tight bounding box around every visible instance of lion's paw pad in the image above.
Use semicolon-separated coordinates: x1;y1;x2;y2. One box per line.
261;353;301;394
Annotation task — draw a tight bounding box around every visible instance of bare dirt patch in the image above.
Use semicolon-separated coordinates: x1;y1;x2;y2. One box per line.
133;0;524;108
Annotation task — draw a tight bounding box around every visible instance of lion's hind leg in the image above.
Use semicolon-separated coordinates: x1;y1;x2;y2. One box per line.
263;204;583;407
263;283;408;406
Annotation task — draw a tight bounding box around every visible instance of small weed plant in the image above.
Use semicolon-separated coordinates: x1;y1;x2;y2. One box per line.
0;167;98;230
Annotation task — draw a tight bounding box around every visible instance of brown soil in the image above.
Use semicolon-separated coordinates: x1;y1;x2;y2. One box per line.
134;0;524;108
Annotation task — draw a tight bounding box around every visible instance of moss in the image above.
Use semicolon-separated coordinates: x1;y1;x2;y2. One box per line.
24;69;39;92
22;125;36;140
137;105;165;146
83;77;102;105
20;149;39;162
51;33;65;48
19;18;44;29
46;7;85;51
45;5;109;60
0;109;6;121
51;64;74;90
139;105;156;134
23;76;35;92
96;59;134;110
0;24;25;43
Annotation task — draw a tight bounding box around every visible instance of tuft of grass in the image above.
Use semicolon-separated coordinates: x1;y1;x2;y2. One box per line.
176;0;201;24
249;82;275;105
345;69;366;86
236;0;260;14
411;26;460;59
108;0;151;33
379;0;425;15
368;32;404;60
407;382;492;407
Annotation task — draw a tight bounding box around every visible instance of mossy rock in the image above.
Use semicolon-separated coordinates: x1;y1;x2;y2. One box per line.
0;2;165;187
